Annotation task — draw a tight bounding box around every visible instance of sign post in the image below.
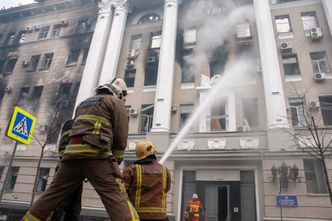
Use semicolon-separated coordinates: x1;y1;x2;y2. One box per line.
0;106;36;202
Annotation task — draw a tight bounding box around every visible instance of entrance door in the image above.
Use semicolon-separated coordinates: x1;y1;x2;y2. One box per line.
201;184;230;221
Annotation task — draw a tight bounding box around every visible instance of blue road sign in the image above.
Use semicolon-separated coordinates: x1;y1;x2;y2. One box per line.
6;106;36;145
276;195;298;207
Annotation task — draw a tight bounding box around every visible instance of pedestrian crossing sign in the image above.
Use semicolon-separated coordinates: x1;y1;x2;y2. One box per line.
6;106;37;145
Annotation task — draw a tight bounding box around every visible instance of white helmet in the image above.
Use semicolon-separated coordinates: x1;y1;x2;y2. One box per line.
192;193;198;199
95;78;128;101
110;78;128;101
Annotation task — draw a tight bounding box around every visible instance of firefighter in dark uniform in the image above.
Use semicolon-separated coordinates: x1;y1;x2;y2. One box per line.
50;119;82;221
123;139;171;221
22;78;139;221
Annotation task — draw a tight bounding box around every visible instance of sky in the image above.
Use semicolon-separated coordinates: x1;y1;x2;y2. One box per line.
0;0;36;9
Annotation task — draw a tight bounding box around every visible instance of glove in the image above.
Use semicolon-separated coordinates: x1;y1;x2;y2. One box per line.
112;148;125;165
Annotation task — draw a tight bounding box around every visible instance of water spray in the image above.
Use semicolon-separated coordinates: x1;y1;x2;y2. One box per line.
159;59;254;164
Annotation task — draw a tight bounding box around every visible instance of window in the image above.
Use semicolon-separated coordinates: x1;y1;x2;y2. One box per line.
139;104;154;133
310;52;330;74
243;98;259;128
27;55;41;72
0;167;4;180
0;58;17;75
181;63;195;83
17;87;30;105
304;159;327;193
124;69;136;88
272;0;301;3
76;18;90;33
319;96;332;125
150;31;162;49
7;167;19;190
289;97;305;127
42;53;54;70
209;99;227;131
51;25;61;38
236;23;252;40
209;45;228;77
282;54;300;76
38;26;50;39
180;104;194;130
138;14;160;24
66;48;80;66
18;31;27;43
32;86;43;100
130;34;142;51
37;168;50;192
301;12;318;36
81;48;89;65
145;66;158;86
275;15;292;36
5;32;16;45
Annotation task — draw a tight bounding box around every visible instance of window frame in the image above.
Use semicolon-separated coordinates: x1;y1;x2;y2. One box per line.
36;168;50;192
282;54;301;76
38;26;50;39
319;96;332;126
303;159;327;194
310;51;330;74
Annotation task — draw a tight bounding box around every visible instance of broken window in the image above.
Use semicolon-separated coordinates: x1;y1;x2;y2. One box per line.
209;45;228;77
150;31;162;49
37;168;50;192
42;53;54;70
1;58;17;75
27;55;41;72
181;63;195;83
76;18;90;33
275;15;292;36
5;32;16;45
124;69;136;88
242;98;259;128
145;50;159;86
81;48;89;65
304;159;327;194
38;26;50;39
310;52;330;74
138;14;160;24
319;96;332;125
66;48;80;66
301;11;318;36
51;25;61;38
7;167;19;190
282;54;300;76
180;104;194;130
17;87;30;106
209;98;227;131
139;104;154;133
31;86;43;107
288;97;305;127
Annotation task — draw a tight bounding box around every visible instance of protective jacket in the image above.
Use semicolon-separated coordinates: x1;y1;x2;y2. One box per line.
123;155;171;220
62;94;128;162
185;199;204;221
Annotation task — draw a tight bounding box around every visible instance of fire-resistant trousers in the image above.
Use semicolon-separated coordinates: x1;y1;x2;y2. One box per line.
22;157;139;221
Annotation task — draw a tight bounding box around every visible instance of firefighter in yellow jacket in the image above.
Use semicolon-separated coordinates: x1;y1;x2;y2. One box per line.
22;78;139;221
123;139;171;221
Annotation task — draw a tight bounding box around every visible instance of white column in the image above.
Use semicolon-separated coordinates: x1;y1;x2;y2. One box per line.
151;0;179;132
74;0;113;109
322;0;332;36
254;0;288;128
98;0;128;85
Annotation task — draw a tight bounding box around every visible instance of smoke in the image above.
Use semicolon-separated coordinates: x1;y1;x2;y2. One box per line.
183;0;255;75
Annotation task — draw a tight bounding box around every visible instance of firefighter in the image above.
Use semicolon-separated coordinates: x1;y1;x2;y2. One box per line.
123;139;171;221
50;119;82;221
22;78;139;221
184;194;204;221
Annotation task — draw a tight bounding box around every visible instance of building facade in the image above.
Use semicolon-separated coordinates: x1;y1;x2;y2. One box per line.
0;0;331;220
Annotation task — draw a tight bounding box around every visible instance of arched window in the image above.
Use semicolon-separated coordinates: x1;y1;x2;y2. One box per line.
137;14;160;24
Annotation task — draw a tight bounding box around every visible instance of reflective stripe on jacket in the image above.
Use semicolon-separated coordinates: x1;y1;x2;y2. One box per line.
187;199;202;214
123;160;171;220
62;94;128;160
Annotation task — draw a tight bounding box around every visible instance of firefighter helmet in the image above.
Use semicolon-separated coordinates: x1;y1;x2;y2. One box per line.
110;77;128;101
192;193;198;199
135;139;157;160
95;78;128;101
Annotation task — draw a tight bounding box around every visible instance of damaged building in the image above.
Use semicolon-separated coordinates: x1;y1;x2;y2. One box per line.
0;0;332;220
